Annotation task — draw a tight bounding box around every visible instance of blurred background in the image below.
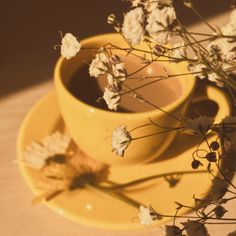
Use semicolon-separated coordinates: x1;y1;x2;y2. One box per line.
1;0;235;98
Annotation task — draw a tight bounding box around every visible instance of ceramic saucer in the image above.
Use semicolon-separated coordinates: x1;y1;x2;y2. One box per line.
17;89;231;231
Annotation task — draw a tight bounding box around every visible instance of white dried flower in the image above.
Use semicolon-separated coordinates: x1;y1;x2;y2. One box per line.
61;33;81;60
103;86;121;111
146;6;176;45
170;42;187;61
138;205;156;225
188;63;207;80
183;116;214;135
221;9;236;36
131;0;143;7
208;72;224;87
112;60;127;82
207;38;236;62
122;7;145;45
145;0;173;11
112;126;131;156
23;131;71;169
89;52;109;77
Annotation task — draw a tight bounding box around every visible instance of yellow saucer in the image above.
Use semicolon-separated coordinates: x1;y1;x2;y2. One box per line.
17;89;230;231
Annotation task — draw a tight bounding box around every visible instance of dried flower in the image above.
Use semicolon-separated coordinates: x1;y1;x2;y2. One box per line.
170;42;187;61
23;131;71;169
131;0;143;7
110;55;127;85
112;126;131;156
60;33;81;60
103;86;121;111
221;9;236;36
183;116;214;135
207;72;225;87
145;0;173;11
146;6;176;45
207;38;236;62
165;225;183;236
188;62;207;80
138;205;157;225
122;7;145;45
182;221;209;236
89;52;109;77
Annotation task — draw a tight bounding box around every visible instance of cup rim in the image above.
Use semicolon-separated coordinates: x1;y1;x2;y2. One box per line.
54;33;196;118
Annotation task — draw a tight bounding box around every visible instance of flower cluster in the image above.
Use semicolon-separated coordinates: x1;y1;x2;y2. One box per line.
89;49;127;111
121;0;177;45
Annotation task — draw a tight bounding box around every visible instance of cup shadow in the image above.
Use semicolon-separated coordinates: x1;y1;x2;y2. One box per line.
147;98;219;164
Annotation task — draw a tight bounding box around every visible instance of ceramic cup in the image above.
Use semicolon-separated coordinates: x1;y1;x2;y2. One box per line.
54;33;226;166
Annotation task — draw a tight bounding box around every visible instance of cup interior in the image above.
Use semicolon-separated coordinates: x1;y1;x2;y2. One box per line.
55;33;196;117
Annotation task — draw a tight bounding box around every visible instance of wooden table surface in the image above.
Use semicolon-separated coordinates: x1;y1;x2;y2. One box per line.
1;13;236;236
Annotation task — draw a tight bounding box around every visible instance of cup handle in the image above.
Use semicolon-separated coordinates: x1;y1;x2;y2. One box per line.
186;84;232;123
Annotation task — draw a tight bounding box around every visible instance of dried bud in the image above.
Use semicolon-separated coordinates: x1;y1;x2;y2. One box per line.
206;152;217;162
214;205;227;218
183;0;193;8
191;159;202;169
210;141;220;151
107;14;116;25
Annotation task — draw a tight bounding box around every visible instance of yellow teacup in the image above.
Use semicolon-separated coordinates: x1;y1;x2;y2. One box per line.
54;33;226;166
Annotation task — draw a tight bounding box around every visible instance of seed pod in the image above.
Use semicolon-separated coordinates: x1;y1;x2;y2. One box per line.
206;152;217;162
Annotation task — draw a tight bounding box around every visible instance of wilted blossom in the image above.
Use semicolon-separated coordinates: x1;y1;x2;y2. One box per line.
60;33;81;60
23;131;71;169
183;116;214;135
112;126;131;156
146;6;177;45
103;86;121;111
138;205;158;225
182;221;209;236
89;51;109;77
122;7;145;45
